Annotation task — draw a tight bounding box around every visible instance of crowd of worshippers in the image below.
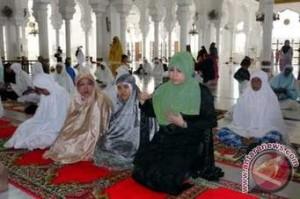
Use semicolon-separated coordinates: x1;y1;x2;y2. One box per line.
0;45;296;195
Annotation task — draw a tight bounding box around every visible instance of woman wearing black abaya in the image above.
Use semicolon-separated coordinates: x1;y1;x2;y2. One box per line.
132;52;223;195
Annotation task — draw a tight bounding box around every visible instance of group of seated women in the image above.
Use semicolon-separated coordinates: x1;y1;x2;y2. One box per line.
3;52;224;195
3;51;291;195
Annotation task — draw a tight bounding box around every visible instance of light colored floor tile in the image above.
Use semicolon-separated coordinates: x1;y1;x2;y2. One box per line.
0;185;32;199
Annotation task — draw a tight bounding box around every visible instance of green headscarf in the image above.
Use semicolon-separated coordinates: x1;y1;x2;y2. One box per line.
153;52;201;125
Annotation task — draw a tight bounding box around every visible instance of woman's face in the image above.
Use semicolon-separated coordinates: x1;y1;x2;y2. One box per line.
251;77;262;91
169;67;185;85
117;83;132;102
77;78;94;99
56;64;63;74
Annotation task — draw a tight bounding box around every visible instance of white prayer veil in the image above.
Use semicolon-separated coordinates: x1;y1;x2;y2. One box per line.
229;70;288;142
10;63;33;96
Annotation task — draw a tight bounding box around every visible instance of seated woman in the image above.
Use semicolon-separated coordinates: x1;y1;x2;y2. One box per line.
43;72;112;164
94;58;114;87
132;52;223;195
94;74;141;170
31;62;45;78
53;62;75;94
217;70;287;152
0;63;34;102
270;66;299;101
4;73;70;150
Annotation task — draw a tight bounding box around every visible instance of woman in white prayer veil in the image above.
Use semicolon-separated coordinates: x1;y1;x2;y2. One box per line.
31;62;44;78
217;70;288;151
4;73;70;150
54;62;75;94
10;63;40;103
75;46;85;66
10;63;33;97
94;58;114;86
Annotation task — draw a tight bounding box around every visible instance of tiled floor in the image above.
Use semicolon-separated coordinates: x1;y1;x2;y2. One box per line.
1;63;300;198
0;184;32;199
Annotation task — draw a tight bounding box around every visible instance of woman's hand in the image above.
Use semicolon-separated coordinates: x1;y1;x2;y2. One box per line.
138;92;151;105
166;112;187;128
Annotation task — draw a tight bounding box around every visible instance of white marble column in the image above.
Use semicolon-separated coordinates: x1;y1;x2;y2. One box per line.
16;25;21;57
120;14;127;49
55;29;60;48
195;14;205;51
85;32;90;56
228;23;235;60
0;20;5;58
149;0;163;58
140;14;150;59
260;0;274;71
96;13;104;58
90;0;109;59
215;21;221;50
65;19;72;57
51;0;63;49
154;20;160;57
33;0;51;58
78;0;92;56
59;0;76;58
114;0;133;53
177;0;192;52
136;0;150;59
164;0;176;58
168;32;172;58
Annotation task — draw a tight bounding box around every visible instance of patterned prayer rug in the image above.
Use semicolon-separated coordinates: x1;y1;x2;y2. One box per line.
0;120;289;199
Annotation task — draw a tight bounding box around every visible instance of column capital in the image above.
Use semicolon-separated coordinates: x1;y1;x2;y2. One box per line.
176;4;191;26
34;0;51;4
113;0;133;17
78;0;93;32
0;17;6;26
59;0;76;20
139;12;150;36
50;0;63;30
89;0;109;14
33;0;50;22
176;0;193;7
149;8;162;22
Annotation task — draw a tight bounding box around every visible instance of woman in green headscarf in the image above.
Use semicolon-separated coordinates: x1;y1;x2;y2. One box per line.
132;52;223;195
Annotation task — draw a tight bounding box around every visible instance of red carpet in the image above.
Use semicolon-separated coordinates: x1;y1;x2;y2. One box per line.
0;119;10;126
15;149;53;166
103;177;167;199
52;161;111;184
196;187;258;199
0;125;16;138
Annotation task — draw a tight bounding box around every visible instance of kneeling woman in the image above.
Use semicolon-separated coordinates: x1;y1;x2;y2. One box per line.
5;74;70;150
217;70;287;151
44;73;112;164
132;52;223;195
94;74;141;170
